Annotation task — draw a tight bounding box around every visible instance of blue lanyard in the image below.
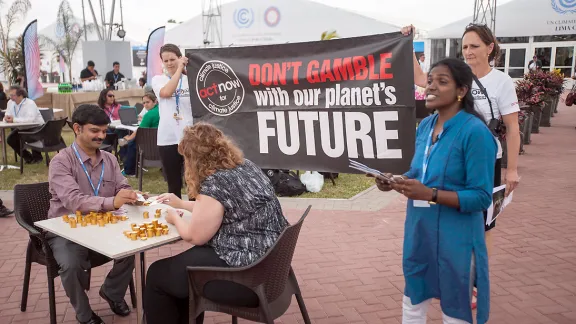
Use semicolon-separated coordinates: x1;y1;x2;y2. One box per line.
168;75;183;115
421;128;442;184
72;143;105;196
14;99;26;117
113;74;119;83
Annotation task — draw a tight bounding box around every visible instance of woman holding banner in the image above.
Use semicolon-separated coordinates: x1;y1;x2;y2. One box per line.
375;58;496;324
152;44;193;198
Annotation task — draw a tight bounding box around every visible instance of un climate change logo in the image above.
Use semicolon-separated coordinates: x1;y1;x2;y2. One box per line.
552;0;576;14
234;8;254;28
196;60;245;117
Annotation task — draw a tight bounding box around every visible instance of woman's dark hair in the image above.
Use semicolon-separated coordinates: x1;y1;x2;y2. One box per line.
97;88;116;109
0;82;4;92
159;44;182;58
139;77;146;85
429;58;485;123
72;104;110;126
462;24;501;64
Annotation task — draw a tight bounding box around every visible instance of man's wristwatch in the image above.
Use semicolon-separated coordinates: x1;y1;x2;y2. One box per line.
429;188;438;205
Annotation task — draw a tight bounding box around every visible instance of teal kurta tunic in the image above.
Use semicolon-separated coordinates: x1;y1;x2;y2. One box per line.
403;110;497;324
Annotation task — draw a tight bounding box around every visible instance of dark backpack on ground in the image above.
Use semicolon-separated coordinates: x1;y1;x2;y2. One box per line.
262;169;307;197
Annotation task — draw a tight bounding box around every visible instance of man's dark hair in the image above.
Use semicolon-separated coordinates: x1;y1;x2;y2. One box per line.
72;104;110;126
87;60;95;67
9;85;28;98
113;61;120;66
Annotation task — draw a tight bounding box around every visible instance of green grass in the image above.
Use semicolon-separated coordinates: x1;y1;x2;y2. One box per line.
0;130;374;198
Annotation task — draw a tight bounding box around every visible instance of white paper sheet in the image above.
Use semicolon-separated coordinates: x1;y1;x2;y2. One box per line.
486;185;513;226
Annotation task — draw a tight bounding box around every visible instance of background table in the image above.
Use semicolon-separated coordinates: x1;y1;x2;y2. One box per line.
41;89;145;119
110;120;139;132
35;203;192;324
0;121;42;171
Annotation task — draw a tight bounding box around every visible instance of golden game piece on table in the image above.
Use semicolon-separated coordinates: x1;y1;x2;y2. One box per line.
98;220;105;227
81;221;87;227
69;219;77;228
154;212;161;218
162;228;169;235
123;231;131;238
120;215;128;221
91;218;97;225
155;209;162;214
106;212;112;218
131;223;138;230
130;232;138;241
155;228;162;236
161;224;169;230
140;236;148;241
111;217;118;224
75;211;82;217
151;220;159;227
143;211;149;219
63;215;69;223
147;229;154;237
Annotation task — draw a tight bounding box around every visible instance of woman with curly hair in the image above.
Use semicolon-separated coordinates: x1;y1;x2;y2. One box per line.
144;122;289;324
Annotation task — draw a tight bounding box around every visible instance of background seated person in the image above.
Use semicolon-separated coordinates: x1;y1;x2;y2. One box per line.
120;92;160;176
144;123;289;324
47;104;137;324
3;85;45;163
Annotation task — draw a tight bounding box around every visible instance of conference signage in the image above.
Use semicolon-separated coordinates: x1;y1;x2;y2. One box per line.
185;32;416;174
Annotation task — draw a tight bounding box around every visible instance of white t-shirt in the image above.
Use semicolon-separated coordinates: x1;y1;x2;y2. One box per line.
472;68;520;159
4;98;44;124
151;74;193;146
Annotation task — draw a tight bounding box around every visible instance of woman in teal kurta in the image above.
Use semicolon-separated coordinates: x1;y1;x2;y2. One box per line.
375;59;496;324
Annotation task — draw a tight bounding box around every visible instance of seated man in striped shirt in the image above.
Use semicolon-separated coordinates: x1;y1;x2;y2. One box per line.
47;104;137;324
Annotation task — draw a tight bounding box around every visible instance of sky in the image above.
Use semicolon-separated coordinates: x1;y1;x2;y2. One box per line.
5;0;514;43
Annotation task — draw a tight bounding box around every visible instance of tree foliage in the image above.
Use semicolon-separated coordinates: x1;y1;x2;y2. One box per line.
41;0;94;82
0;0;32;85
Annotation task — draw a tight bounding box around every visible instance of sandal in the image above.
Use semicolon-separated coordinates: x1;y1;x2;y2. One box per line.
471;288;477;309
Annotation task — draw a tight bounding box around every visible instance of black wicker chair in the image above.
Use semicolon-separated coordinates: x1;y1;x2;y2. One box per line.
187;206;312;324
135;128;163;191
14;182;137;324
18;118;68;173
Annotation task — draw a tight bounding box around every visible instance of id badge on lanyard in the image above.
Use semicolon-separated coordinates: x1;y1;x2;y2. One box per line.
170;76;183;124
414;128;440;208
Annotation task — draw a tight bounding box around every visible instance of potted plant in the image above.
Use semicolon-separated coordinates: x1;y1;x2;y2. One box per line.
40;70;48;83
548;69;565;115
516;77;545;134
52;71;60;83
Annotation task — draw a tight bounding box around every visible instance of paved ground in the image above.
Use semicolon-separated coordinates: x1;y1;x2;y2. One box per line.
0;101;575;323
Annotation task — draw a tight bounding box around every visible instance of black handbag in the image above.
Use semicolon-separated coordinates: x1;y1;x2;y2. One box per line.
473;75;502;137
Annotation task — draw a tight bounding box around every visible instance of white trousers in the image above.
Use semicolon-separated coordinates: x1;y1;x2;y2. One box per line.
402;296;471;324
402;254;476;324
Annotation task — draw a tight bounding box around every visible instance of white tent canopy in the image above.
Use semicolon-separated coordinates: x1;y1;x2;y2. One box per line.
428;0;576;39
165;0;401;48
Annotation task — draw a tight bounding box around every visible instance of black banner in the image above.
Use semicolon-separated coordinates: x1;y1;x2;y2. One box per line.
185;32;415;174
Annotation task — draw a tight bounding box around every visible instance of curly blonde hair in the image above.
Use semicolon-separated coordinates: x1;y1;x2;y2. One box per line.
178;122;244;198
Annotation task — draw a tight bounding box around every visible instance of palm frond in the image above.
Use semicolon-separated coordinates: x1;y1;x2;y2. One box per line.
320;30;340;41
4;0;31;41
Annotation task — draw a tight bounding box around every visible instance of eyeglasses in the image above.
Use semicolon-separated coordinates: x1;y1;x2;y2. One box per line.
107;94;115;98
